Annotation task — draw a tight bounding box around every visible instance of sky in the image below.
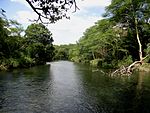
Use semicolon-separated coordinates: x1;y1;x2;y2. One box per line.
0;0;111;45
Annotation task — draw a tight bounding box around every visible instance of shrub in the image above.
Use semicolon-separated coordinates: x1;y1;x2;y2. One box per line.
117;55;133;67
90;59;103;67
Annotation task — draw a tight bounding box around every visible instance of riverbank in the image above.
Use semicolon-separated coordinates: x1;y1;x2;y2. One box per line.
0;61;45;71
1;58;150;75
71;58;150;74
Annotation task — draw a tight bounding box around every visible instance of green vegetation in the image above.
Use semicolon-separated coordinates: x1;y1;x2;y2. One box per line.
1;0;150;72
53;44;71;60
26;0;79;23
0;13;54;71
54;0;150;70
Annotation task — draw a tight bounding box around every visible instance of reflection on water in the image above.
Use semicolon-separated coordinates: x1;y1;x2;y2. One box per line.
0;61;150;113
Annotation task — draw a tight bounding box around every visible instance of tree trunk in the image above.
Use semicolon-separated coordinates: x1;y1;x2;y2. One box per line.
111;0;145;76
92;51;96;59
135;18;143;61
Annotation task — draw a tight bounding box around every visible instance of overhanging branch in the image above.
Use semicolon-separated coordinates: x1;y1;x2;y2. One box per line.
26;0;79;24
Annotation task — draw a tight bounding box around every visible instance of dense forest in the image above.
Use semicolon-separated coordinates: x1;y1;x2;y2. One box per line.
0;12;55;70
0;0;150;72
54;0;150;71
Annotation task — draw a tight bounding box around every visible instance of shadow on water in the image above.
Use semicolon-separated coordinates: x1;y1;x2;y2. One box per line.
0;61;150;113
69;63;150;113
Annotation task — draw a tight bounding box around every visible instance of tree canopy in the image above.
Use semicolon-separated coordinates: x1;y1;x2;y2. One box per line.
105;0;150;60
25;23;53;45
0;13;55;70
53;0;150;71
25;23;54;64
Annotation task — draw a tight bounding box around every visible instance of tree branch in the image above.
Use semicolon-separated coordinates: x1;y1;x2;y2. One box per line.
26;0;79;24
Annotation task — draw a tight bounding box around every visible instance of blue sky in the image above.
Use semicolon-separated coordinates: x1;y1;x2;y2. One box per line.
0;0;29;19
0;0;111;45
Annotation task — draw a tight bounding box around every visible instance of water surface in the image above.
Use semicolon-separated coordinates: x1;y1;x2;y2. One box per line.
0;61;150;113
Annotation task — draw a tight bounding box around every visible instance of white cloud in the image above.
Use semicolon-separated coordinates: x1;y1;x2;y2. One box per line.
14;10;37;25
10;0;31;8
48;15;102;44
77;0;111;8
13;0;111;45
10;0;111;8
15;10;101;44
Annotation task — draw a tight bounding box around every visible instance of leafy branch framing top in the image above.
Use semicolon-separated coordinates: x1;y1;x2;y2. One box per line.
26;0;79;24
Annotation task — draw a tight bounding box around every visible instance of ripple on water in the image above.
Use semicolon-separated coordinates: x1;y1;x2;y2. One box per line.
0;61;150;113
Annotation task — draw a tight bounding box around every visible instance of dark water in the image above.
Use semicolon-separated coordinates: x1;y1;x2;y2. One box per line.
0;61;150;113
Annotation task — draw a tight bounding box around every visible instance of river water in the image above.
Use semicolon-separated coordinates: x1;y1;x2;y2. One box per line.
0;61;150;113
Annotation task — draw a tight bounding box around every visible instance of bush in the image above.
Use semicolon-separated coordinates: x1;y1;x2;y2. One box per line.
90;59;103;67
71;56;81;63
9;58;20;68
19;55;35;67
145;43;150;63
117;55;133;67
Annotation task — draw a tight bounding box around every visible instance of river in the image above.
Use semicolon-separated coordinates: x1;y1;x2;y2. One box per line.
0;61;150;113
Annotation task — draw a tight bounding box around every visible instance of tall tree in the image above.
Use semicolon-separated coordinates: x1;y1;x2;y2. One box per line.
25;23;54;64
25;23;53;45
105;0;150;75
105;0;150;61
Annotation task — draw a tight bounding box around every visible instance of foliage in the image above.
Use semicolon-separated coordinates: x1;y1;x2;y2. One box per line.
52;0;150;68
65;19;131;68
26;0;79;23
0;15;54;70
145;43;150;62
90;59;103;67
117;56;133;67
53;44;74;60
105;0;150;60
63;0;150;69
1;0;150;70
24;23;55;64
25;23;53;45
